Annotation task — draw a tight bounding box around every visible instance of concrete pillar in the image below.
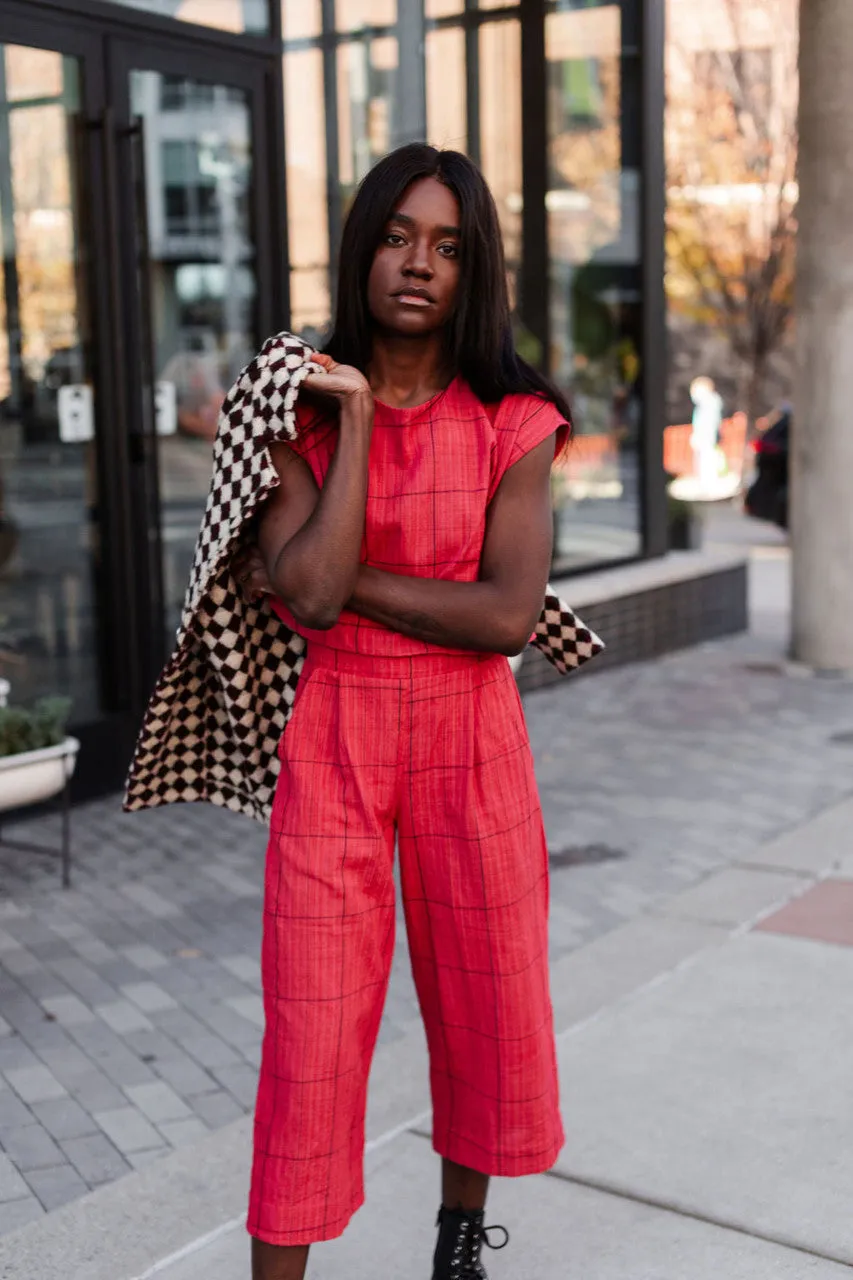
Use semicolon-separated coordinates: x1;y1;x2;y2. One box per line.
792;1;853;670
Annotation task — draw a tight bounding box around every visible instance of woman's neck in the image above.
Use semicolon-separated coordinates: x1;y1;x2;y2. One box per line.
368;332;452;408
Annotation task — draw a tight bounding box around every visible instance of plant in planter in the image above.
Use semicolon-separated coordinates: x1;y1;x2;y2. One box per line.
0;697;72;757
0;696;79;886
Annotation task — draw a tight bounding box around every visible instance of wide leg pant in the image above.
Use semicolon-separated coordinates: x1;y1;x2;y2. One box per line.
248;647;564;1246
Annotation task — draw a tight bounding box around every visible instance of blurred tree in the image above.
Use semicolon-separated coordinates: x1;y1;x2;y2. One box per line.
666;0;798;433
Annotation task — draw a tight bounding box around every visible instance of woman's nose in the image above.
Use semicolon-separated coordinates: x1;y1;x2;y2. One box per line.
404;241;434;278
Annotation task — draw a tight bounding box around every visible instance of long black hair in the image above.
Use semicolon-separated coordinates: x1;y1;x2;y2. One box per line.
324;143;572;426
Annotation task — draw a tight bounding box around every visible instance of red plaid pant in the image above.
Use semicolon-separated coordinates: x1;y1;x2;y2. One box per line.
248;646;564;1246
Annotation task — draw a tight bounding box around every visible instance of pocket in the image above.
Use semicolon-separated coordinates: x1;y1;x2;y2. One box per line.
277;668;315;759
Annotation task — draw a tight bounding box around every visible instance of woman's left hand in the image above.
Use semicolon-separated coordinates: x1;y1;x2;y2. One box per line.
232;543;273;603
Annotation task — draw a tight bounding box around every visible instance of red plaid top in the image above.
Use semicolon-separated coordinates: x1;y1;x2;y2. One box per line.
271;377;569;656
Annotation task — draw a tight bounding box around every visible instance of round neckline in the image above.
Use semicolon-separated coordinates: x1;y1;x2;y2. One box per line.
373;377;456;419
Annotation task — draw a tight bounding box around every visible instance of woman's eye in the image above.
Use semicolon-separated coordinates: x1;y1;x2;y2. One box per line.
385;233;406;247
438;243;459;258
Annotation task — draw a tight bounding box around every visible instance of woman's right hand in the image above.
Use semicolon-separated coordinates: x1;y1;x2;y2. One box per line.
302;353;372;411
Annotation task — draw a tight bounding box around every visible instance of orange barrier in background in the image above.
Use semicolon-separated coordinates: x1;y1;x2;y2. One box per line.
663;413;748;477
559;412;748;482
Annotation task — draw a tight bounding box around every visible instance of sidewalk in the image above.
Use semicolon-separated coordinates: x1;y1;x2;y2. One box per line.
4;793;852;1279
2;508;853;1276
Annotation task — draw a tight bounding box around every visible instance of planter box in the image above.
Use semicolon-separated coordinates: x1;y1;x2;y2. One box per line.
0;738;80;814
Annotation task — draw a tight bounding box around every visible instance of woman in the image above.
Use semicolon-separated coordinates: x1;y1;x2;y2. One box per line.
239;144;571;1280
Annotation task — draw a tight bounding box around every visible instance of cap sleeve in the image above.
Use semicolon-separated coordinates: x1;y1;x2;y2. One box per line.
489;394;571;501
287;401;336;460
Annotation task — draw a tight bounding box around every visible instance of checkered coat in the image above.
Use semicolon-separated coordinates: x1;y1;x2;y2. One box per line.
123;332;604;823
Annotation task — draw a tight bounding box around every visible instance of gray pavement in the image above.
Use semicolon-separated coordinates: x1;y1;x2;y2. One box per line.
2;788;851;1280
2;505;853;1276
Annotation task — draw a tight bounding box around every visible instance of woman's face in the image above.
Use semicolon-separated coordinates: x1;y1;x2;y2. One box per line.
367;177;461;338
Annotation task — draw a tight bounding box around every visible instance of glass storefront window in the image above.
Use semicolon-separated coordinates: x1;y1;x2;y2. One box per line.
426;0;464;16
336;0;397;32
479;21;523;313
546;2;642;571
426;26;467;152
130;70;258;645
282;0;321;39
107;0;269;36
0;46;102;718
337;35;399;202
284;47;331;342
3;45;63;100
277;0;651;573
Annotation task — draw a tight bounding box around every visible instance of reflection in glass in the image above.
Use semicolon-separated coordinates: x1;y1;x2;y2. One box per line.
105;0;268;35
0;47;101;718
337;36;399;202
284;49;330;343
426;26;466;152
130;72;257;644
335;0;397;32
546;4;642;570
479;21;522;317
282;0;321;39
426;0;463;15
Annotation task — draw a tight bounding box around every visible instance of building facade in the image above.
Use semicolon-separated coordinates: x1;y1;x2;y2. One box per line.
0;0;664;793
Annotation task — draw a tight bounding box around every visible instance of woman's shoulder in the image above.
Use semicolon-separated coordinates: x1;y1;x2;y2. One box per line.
490;392;570;469
498;389;566;417
289;399;337;459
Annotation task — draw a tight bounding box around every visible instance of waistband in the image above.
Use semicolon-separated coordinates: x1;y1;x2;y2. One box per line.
303;645;505;680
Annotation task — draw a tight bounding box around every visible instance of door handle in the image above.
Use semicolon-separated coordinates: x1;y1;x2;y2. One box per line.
126;115;159;465
93;107;131;454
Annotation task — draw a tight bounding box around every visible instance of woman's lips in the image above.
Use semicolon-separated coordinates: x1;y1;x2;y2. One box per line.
393;292;434;307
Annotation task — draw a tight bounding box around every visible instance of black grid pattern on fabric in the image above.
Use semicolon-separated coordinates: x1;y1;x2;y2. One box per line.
247;654;564;1246
124;332;604;825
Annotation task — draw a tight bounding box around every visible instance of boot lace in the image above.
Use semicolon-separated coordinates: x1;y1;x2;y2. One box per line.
438;1209;510;1279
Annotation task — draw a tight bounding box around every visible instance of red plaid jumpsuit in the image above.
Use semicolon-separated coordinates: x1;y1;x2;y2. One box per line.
248;378;568;1245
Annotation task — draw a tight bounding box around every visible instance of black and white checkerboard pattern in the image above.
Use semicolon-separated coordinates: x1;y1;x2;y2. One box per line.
124;331;604;823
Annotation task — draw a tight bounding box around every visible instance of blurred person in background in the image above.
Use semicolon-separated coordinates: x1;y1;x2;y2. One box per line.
160;346;227;441
746;400;791;529
690;374;725;490
234;143;571;1280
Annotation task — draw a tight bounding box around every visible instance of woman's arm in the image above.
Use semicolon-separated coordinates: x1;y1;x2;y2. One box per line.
255;356;373;630
347;436;555;655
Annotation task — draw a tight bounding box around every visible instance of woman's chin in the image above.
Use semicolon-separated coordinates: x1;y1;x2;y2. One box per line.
377;314;445;341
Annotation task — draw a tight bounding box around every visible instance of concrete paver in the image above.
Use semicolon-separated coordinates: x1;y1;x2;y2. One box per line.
0;1126;63;1173
125;1083;192;1125
60;1133;130;1185
158;1132;853;1280
758;879;853;947
656;865;805;926
3;1066;65;1106
23;1163;88;1212
93;1108;163;1157
553;931;853;1265
744;796;853;875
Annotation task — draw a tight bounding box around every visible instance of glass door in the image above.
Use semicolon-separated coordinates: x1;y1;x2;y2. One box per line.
0;39;107;731
110;43;277;675
0;7;281;796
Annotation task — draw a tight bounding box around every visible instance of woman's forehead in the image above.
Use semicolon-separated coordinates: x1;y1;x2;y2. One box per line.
392;176;460;229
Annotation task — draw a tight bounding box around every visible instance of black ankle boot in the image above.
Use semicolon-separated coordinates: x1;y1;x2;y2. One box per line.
431;1205;509;1279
